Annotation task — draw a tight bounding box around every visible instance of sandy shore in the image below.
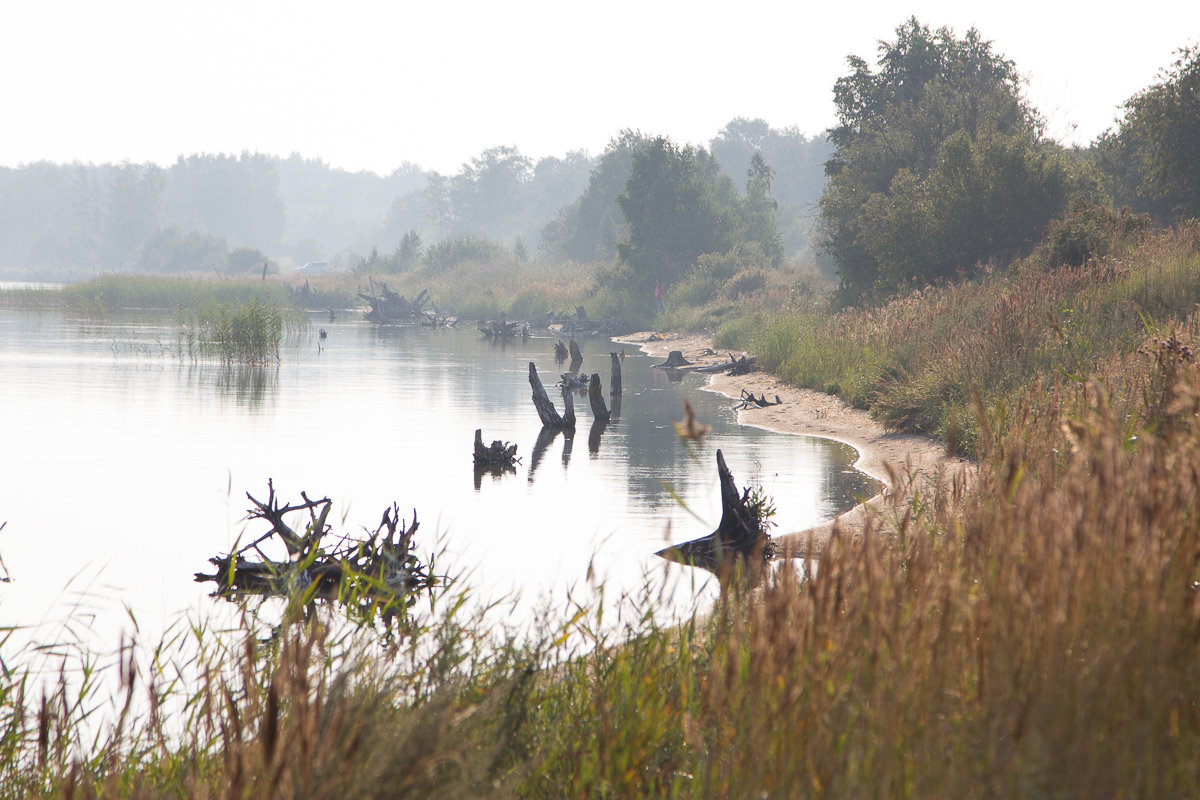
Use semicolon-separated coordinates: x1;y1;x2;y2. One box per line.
615;332;974;556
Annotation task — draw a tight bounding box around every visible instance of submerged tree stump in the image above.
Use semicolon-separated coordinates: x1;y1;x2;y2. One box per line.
529;361;575;430
359;282;431;323
474;429;519;468
657;450;776;576
656;350;692;369
588;373;610;422
610;352;622;397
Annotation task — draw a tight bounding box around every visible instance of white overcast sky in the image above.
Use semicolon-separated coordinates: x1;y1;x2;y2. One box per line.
2;1;1197;175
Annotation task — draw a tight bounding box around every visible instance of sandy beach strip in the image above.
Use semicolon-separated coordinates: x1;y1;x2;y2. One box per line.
615;332;974;556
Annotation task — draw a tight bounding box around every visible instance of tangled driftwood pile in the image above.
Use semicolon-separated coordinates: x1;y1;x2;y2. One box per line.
195;481;435;626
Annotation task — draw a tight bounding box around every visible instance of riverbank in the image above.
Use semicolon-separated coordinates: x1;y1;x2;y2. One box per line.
617;331;974;555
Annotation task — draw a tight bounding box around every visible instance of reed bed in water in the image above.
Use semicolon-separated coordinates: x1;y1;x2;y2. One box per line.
188;299;284;366
3;329;1199;797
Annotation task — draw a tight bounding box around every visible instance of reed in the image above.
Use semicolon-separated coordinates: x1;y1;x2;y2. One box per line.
181;299;283;366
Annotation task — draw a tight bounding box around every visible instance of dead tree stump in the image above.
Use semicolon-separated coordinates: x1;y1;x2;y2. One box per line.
588;373;610;422
529;361;575;430
610;352;622;396
657;450;776;576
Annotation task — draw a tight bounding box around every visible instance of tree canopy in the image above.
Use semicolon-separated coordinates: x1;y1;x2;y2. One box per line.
820;18;1069;301
610;135;783;314
1098;44;1200;223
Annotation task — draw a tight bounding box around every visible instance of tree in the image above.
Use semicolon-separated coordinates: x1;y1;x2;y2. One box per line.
539;130;646;263
820;18;1068;301
709;118;833;260
742;153;783;267
615;137;737;303
138;226;228;273
166;153;286;250
1098;44;1200;222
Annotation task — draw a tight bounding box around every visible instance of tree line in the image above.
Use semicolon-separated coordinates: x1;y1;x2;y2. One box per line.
5;19;1195;315
0;125;829;280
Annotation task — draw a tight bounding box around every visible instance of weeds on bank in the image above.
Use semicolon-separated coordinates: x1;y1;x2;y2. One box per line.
718;223;1200;455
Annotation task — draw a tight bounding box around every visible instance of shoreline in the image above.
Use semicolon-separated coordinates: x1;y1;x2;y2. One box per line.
615;332;974;555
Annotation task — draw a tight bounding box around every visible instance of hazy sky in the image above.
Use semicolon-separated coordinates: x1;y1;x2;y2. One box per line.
3;1;1197;175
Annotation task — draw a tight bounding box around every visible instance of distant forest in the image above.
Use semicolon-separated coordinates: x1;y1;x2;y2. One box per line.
0;119;831;279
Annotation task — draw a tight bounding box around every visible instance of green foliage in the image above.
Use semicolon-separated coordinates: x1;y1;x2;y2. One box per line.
821;18;1069;302
423;234;508;271
1035;199;1152;269
1098;44;1200;222
137;225;229;274
709;118;833;259
613;136;783;318
227;246;271;274
194;299;282;365
539;130;645;263
60;274;290;312
719;223;1200;454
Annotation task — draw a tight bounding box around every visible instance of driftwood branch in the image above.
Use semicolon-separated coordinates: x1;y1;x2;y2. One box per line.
733;388;783;410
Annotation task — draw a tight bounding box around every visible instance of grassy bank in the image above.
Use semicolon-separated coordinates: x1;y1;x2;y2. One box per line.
2;274;362;316
717;223;1200;455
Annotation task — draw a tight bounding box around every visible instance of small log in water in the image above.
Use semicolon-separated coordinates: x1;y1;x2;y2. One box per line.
588;373;610;422
529;362;575;430
610;352;622;397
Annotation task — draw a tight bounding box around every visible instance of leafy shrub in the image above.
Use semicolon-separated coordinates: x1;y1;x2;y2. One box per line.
424;234;506;271
1039;199;1152;268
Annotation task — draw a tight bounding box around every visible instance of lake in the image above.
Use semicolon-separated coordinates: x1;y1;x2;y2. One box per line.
0;305;876;647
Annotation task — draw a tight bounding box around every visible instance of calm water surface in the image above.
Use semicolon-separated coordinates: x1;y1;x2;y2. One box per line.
0;307;876;643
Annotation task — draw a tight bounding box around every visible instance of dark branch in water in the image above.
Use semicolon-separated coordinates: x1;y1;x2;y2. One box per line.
195;481;436;628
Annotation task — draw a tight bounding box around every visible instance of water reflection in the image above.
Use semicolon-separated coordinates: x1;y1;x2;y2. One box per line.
213;364;279;409
588;418;609;454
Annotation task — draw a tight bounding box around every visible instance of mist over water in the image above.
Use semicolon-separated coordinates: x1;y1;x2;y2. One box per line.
0;307;876;644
